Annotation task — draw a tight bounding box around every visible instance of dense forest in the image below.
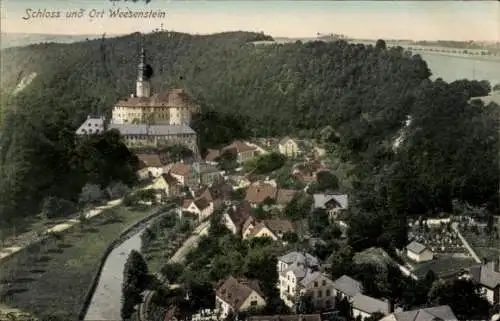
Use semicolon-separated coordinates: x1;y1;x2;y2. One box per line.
0;31;498;234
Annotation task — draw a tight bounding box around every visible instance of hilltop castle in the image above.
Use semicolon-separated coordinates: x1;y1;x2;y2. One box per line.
76;47;199;154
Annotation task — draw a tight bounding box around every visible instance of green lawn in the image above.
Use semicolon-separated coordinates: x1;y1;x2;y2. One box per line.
0;205;158;320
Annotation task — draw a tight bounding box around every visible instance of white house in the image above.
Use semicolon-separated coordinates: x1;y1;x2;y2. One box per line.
181;198;214;221
312;194;349;220
468;258;500;305
136;154;165;180
380;305;458;321
75;115;105;136
352;293;391;320
222;202;253;235
276;251;335;310
242;219;295;241
406;241;433;262
215;276;266;319
277;251;320;273
331;275;363;301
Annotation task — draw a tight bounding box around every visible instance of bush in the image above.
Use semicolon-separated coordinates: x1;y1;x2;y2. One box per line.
40;197;77;219
160;263;184;283
79;183;105;206
107;181;131;199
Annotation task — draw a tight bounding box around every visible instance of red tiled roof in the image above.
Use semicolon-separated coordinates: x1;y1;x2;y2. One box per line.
116;88;199;108
245;184;277;204
215;276;264;310
137;154;164;168
170;163;190;177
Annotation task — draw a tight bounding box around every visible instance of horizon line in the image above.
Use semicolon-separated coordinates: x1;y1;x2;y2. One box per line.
2;31;499;43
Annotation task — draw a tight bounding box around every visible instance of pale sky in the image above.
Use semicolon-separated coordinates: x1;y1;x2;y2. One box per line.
1;1;499;41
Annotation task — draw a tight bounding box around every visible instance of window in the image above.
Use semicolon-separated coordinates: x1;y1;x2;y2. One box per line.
326;289;331;296
322;280;326;286
314;281;318;287
250;300;257;306
318;290;322;298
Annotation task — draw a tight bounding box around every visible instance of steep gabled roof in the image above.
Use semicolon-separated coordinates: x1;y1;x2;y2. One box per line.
352;293;391;315
406;241;429;255
380;305;458;321
332;275;363;297
215;276;264;310
137;154;164;168
245;184;277;204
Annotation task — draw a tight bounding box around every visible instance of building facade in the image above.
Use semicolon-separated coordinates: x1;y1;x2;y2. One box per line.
76;47;200;155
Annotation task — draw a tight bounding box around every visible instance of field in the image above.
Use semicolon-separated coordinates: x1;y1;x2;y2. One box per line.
410;256;477;279
0;205;158;320
460;221;500;261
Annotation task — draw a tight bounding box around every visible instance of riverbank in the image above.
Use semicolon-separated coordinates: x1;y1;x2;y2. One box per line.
0;204;160;320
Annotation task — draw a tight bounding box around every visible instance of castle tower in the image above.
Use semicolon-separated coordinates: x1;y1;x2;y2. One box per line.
136;47;152;98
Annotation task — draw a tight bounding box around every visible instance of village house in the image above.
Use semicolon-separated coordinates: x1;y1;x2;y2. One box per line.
195;163;223;186
205;140;259;165
136;153;165;180
331;275;363;301
149;173;183;199
467;257;500;305
380;305;458;321
352;294;392;320
247;315;321;321
277;251;334;310
222;202;253;235
242;219;296;241
245;183;278;207
312;194;349;220
293;161;329;184
278;137;308;158
406;241;434;262
277;251;321;273
75;115;106;136
169;162;199;187
215;276;266;319
208;181;233;210
181;196;214;221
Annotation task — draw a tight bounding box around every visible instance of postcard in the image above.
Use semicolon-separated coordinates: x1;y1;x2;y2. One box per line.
0;1;499;321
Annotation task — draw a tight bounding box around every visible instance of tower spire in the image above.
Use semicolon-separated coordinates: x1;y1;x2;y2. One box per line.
136;40;152;98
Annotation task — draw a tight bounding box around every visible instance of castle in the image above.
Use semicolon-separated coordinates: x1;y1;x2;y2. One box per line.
76;47;199;154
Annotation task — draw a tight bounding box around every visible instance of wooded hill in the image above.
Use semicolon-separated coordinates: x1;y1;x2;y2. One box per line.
0;31;498;238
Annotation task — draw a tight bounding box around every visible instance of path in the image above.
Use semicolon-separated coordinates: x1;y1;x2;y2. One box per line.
452;222;481;264
0;199;122;261
139;220;211;321
169;221;210;264
0;183;154;262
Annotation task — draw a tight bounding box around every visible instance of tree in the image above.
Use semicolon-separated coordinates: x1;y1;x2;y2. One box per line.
40;196;76;219
107;181;131;199
328;245;354;279
427;279;491;320
316;170;339;191
375;39;387;50
160;263;184;283
78;183;105;206
122;250;149;320
308;208;330;237
282;231;299;244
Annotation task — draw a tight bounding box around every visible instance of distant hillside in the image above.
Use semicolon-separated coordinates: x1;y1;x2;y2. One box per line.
0;30;497;240
0;33;104;49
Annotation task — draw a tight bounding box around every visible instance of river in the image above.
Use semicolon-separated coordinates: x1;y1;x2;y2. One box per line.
84;225;147;321
420;53;500;85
